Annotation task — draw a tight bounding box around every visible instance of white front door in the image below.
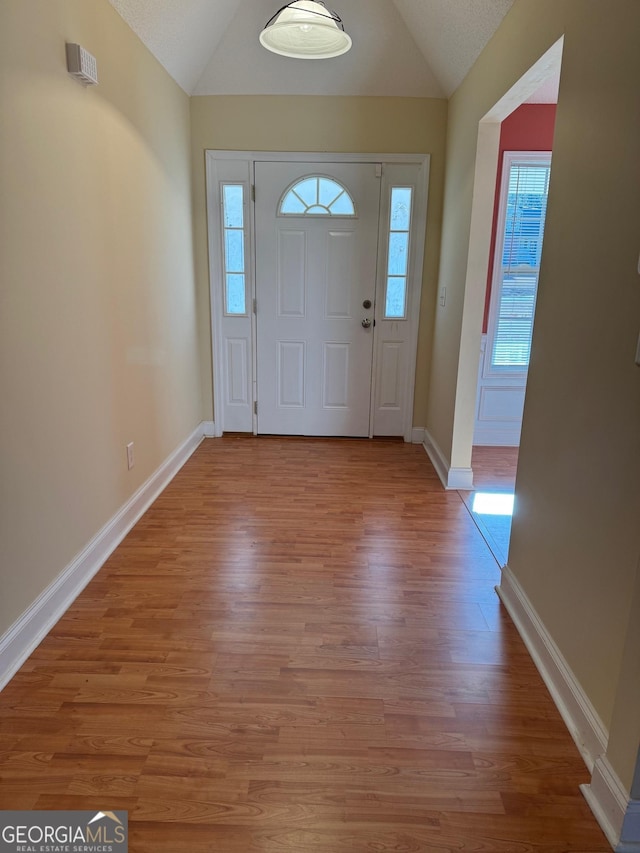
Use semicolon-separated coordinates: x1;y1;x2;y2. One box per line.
255;162;381;436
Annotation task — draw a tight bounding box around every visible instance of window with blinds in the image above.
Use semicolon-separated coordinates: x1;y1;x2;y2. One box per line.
489;153;552;371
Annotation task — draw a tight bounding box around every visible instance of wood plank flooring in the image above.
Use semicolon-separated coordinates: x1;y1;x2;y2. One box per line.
470;446;519;491
0;437;608;851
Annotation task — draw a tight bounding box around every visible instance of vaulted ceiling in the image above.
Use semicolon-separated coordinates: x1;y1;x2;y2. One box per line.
107;0;517;98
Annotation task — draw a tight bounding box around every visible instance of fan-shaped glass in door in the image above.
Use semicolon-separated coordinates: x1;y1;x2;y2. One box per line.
279;176;356;217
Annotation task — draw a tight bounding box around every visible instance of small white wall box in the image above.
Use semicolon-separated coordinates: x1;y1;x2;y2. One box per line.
66;43;98;85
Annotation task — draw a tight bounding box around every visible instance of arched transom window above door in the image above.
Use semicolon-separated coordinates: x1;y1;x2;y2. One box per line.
279;176;356;217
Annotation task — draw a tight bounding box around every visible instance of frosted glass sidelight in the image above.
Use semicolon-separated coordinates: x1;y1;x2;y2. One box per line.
222;184;247;315
279;176;356;216
386;277;407;318
384;187;413;318
226;275;246;315
388;232;409;276
223;185;243;228
225;230;244;273
390;187;412;231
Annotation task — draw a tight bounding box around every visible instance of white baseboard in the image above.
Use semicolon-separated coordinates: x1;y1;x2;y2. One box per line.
496;564;608;772
411;427;426;444
446;466;474;490
423;429;474;490
0;422;211;691
581;757;640;851
202;420;216;438
496;565;640;848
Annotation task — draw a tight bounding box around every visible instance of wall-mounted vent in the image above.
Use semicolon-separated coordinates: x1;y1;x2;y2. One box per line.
66;43;98;85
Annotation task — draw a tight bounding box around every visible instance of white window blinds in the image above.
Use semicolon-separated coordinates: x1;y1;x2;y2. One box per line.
490;156;551;370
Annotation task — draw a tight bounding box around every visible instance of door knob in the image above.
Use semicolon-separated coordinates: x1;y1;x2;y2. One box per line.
362;318;372;329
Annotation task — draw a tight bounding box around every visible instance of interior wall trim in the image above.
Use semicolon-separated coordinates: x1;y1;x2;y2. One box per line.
581;757;640;852
0;422;213;692
497;564;609;771
496;565;640;848
423;429;474;490
411;427;426;444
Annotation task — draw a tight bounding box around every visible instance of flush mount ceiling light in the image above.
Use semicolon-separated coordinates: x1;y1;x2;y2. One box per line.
259;1;352;59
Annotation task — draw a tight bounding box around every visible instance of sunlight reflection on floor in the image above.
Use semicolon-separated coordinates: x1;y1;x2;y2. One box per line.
472;492;514;516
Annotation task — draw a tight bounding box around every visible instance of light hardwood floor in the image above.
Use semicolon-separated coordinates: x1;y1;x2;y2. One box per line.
0;437;608;851
470;446;519;491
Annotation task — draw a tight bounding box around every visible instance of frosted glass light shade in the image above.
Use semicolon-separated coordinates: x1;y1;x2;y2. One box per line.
260;1;352;59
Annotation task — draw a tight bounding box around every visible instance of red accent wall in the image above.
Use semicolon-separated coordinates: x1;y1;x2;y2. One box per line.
483;104;557;331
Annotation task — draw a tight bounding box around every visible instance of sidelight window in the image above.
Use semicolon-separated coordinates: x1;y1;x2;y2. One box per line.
384;187;413;319
222;184;247;315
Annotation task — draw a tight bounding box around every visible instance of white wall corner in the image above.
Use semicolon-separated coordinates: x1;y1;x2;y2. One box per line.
202;420;216;438
581;756;640;852
423;429;474;490
411;427;426;444
0;422;209;692
496;564;608;773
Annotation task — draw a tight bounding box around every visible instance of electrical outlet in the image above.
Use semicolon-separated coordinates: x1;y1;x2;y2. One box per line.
126;442;135;470
440;287;447;307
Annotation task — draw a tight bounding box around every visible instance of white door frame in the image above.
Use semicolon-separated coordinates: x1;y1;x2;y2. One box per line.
443;38;563;486
205;150;430;441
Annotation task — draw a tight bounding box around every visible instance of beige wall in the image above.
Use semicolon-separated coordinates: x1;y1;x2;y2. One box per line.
190;95;448;426
427;0;640;791
0;1;201;636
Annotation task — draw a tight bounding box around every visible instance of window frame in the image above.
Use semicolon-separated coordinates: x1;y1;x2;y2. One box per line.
484;150;552;378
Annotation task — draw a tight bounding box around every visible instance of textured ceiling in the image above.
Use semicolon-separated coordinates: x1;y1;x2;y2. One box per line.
108;0;516;97
392;0;515;96
108;0;241;93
